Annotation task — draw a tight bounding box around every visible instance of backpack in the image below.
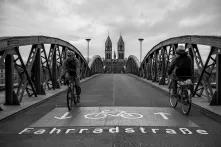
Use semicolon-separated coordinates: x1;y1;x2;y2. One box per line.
65;58;77;75
175;55;192;80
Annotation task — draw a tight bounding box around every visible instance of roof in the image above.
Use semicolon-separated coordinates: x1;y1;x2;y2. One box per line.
105;36;112;47
118;35;124;45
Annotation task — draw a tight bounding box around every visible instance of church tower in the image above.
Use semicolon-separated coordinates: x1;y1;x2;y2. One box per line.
117;35;125;59
105;35;112;60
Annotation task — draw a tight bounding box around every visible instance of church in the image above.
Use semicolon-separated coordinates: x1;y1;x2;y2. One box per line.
104;35;126;73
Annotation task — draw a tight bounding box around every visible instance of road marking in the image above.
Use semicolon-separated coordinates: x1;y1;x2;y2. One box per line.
112;75;116;106
84;109;143;119
18;127;209;135
154;112;170;120
54;112;71;120
30;107;198;127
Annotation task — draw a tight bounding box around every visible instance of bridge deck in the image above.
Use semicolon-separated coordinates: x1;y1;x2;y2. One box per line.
0;74;221;147
80;74;169;107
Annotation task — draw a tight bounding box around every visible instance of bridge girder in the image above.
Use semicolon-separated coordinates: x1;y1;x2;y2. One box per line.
136;35;221;105
89;55;104;75
0;36;91;105
126;55;140;75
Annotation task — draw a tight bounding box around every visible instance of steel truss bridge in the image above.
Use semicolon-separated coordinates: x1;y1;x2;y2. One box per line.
0;35;220;109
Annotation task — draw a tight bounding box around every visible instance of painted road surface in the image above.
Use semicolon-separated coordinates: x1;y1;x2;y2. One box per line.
0;74;221;147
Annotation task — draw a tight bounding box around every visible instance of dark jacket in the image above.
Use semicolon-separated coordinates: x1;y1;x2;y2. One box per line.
62;57;80;78
168;53;193;80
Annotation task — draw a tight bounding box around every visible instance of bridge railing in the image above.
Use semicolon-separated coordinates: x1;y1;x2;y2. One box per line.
126;55;140;75
89;55;104;75
0;36;92;106
128;35;221;105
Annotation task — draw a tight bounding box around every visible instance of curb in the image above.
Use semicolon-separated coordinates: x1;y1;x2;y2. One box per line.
128;74;221;123
0;74;100;121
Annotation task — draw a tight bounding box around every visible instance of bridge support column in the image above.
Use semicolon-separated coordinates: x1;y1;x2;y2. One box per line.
188;47;195;94
32;47;45;95
212;52;221;105
52;45;60;89
152;51;158;82
159;47;166;85
5;53;19;105
147;57;152;80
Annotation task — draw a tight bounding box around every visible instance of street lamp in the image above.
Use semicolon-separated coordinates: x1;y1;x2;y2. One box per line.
138;38;144;63
85;38;91;63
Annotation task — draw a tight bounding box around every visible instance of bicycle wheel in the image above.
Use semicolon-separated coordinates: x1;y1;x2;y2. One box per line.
67;87;73;111
181;89;191;115
169;89;178;108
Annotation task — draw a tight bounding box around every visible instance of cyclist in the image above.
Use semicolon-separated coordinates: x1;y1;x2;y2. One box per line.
61;50;81;103
168;45;193;96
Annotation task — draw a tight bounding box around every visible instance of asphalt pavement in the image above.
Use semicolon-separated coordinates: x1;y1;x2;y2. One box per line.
0;74;221;147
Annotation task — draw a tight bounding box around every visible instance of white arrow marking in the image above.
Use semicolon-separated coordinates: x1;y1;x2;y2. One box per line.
54;112;72;120
154;112;170;120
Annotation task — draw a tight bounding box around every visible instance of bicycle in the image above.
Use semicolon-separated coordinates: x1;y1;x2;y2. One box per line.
84;110;143;119
169;77;193;115
66;79;78;111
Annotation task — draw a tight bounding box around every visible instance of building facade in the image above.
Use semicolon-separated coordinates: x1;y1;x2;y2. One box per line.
104;35;126;73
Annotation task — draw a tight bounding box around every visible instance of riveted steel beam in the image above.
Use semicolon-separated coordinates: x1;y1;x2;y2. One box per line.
14;47;37;102
193;47;217;102
41;44;53;90
159;47;167;85
31;45;45;95
152;51;158;82
5;53;18;105
49;44;60;89
213;50;221;105
147;56;152;80
0;36;91;104
186;44;195;94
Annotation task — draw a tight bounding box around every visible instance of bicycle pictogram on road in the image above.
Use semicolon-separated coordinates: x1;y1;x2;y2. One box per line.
84;110;143;119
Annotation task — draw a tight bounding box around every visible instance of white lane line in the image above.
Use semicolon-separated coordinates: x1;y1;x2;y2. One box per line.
112;75;116;106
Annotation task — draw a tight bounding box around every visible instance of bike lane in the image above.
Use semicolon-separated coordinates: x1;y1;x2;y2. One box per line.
1;74;221;147
17;106;215;136
14;106;221;147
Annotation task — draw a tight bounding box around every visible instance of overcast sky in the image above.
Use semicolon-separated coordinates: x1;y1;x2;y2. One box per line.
0;0;221;60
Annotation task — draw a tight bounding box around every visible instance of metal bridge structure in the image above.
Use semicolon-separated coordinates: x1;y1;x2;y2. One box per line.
126;35;221;105
0;36;103;106
0;35;220;110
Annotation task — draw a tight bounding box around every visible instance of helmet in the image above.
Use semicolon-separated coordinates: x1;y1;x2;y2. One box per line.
176;45;186;55
66;50;75;57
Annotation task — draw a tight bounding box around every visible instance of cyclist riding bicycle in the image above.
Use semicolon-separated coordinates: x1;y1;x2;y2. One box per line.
168;45;193;96
61;50;81;102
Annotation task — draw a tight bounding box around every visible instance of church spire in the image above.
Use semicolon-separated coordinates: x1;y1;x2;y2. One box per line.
105;35;112;50
105;35;112;60
117;34;125;59
118;35;124;46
